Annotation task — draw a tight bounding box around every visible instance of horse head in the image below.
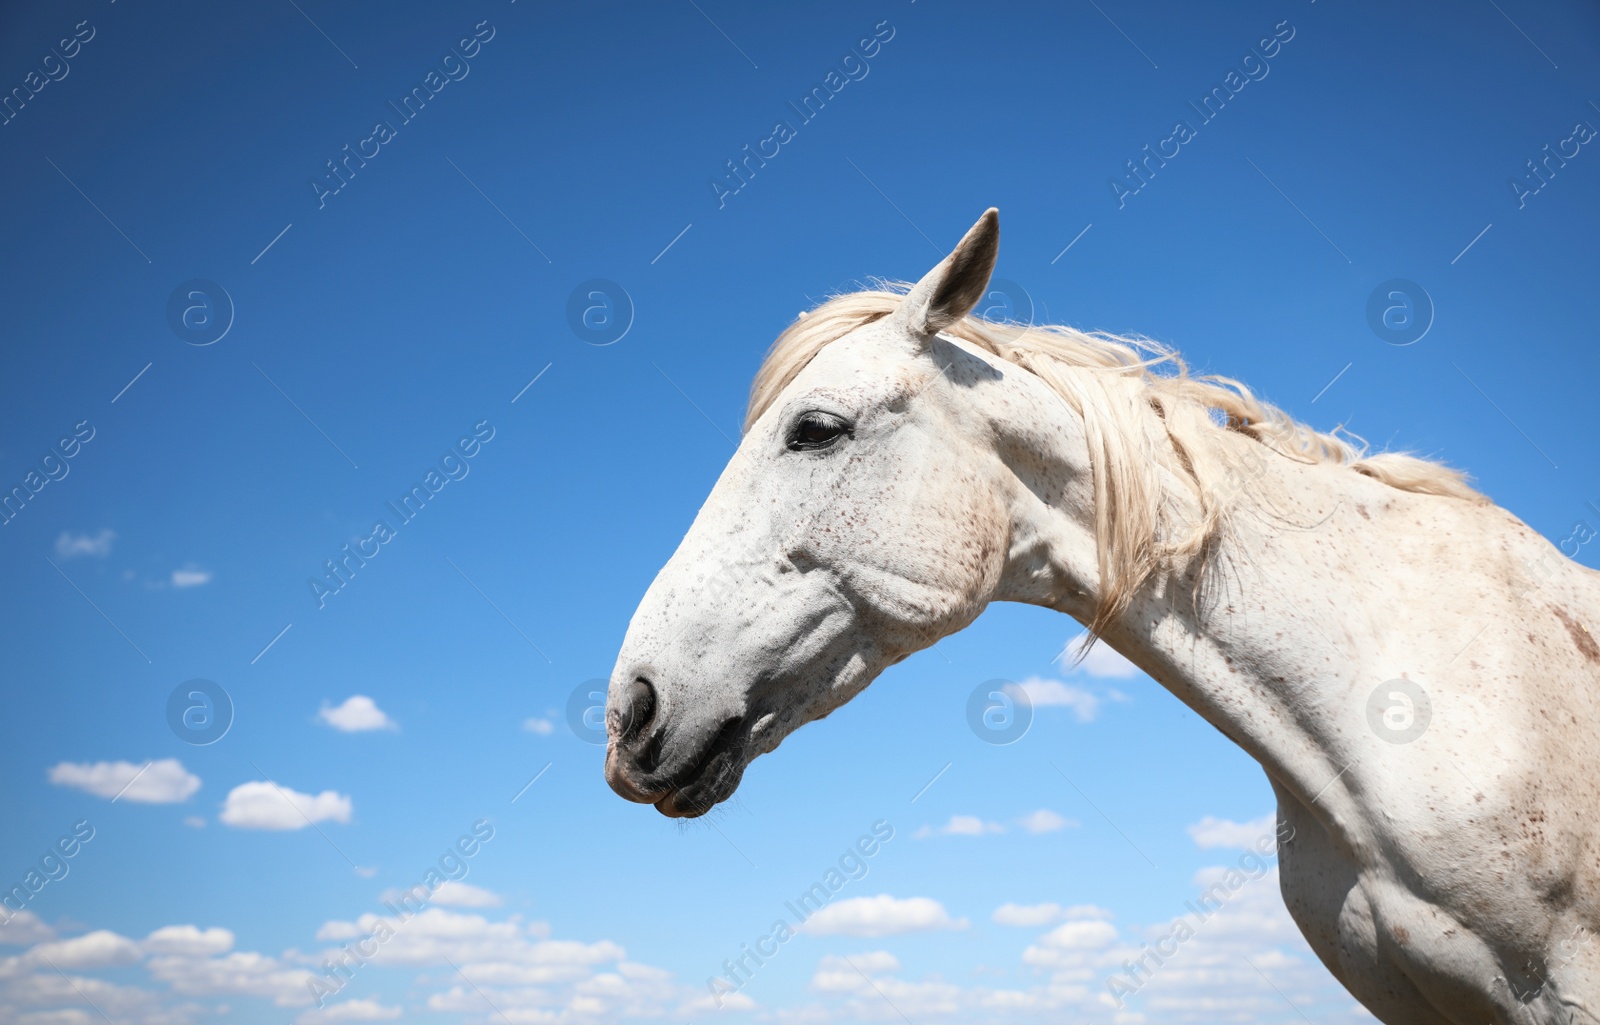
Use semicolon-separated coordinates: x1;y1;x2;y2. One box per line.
603;210;1106;817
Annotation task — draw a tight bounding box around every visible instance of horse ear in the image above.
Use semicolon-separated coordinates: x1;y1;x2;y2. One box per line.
893;208;1000;339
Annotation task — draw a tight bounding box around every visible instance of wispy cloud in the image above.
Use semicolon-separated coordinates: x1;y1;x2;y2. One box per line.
296;999;403;1023
412;880;502;908
811;951;900;992
1187;812;1278;849
376;880;503;909
914;814;1005;838
1017;808;1076;834
1054;631;1141;678
992;902;1111;927
55;529;115;558
170;565;213;588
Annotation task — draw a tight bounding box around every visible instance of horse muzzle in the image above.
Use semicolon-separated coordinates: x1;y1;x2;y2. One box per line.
603;675;748;817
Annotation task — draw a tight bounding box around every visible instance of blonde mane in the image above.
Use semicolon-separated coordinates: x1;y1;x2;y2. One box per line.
746;284;1483;635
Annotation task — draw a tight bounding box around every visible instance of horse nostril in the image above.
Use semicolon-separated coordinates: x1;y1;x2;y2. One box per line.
618;677;657;742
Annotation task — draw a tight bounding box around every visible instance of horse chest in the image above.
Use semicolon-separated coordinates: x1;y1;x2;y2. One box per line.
1276;782;1593;1024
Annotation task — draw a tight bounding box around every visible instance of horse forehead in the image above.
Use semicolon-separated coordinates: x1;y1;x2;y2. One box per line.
800;325;907;378
803;330;1010;402
786;329;950;406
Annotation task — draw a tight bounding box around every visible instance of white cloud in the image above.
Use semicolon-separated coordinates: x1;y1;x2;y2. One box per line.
315;920;363;942
296;998;403;1023
55;529;115;558
1038;918;1121;951
183;816;206;829
311;908;623;989
1090;865;1349;1020
1009;677;1102;721
315;907;513;965
402;918;699;1020
1187;812;1278;850
914;814;1004;839
219;781;352;831
522;717;555;735
47;758;201;803
28;930;142;969
680;985;757;1015
0;844;1365;1025
1018;809;1075;834
317;695;397;733
994;902;1068;927
170;565;212;588
1020;913;1124;974
944;814;1004;836
812;951;901;992
0;910;55;946
800;895;967;937
0;909;706;1025
991;901;1110;928
143;925;234;958
146;948;320;1006
429;881;502;908
986;862;1362;1024
1055;632;1141;678
0;968;200;1024
1166;864;1304;943
807;953;1067;1020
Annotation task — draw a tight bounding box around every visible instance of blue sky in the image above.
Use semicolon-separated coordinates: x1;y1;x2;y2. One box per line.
2;0;1598;1022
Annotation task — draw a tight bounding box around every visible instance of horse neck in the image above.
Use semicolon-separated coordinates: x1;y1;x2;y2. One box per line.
1141;468;1385;814
1001;399;1387;820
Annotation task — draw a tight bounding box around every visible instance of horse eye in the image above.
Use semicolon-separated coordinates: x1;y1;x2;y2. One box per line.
786;412;850;451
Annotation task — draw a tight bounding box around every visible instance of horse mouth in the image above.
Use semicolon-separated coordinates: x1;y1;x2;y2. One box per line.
651;717;747;819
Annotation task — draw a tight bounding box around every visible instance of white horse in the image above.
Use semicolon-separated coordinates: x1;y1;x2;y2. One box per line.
604;209;1600;1024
